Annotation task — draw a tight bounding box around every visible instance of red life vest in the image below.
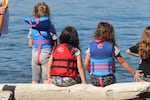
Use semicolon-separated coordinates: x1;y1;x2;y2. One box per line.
50;44;78;78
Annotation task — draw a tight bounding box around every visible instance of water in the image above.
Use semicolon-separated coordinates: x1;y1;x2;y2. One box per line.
0;0;150;83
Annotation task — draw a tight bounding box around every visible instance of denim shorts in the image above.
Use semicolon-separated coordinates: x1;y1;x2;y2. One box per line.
90;74;116;87
51;76;81;87
32;48;51;82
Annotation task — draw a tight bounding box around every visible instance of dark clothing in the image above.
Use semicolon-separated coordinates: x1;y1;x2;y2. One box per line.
90;74;116;87
129;43;150;75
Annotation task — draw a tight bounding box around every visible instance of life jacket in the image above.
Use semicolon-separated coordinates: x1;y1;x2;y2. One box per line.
50;44;78;78
90;39;115;76
24;16;53;64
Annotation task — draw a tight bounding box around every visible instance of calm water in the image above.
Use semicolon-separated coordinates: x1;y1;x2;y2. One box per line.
0;0;150;83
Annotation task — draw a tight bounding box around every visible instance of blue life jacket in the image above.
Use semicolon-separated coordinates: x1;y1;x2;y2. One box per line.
90;39;115;76
24;16;54;64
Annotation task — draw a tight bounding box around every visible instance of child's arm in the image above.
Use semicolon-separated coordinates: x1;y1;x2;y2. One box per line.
76;54;87;84
126;49;139;57
115;53;141;81
84;54;91;73
0;0;9;14
28;38;32;48
47;54;53;83
126;43;139;57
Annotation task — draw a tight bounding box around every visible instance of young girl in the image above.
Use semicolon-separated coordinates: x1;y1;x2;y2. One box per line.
48;26;87;87
84;22;140;87
126;26;150;82
24;2;57;84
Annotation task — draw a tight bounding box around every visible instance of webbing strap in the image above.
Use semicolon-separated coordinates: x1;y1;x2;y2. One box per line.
92;68;113;70
28;19;40;27
33;39;50;65
67;59;71;71
92;62;94;73
53;58;76;62
53;59;77;72
52;66;77;71
90;63;115;71
91;63;112;66
99;77;104;87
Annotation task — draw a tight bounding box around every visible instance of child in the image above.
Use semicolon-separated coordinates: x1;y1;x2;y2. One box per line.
24;2;57;84
126;26;150;82
84;22;140;87
48;26;87;87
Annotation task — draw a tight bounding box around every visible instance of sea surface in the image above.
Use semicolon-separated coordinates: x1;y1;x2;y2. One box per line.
0;0;150;83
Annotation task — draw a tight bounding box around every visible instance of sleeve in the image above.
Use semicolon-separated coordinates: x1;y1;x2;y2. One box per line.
85;48;90;56
74;48;81;56
49;24;57;40
27;28;32;39
129;43;139;54
24;17;39;27
114;45;120;56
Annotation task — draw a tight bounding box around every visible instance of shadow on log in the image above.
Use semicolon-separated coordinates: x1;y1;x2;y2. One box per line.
3;85;16;100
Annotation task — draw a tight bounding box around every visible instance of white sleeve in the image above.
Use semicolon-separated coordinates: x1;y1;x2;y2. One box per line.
27;28;32;39
74;48;81;56
85;48;90;56
50;32;57;40
114;45;120;56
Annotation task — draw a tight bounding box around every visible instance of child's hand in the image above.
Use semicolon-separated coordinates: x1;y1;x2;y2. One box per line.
47;77;52;83
133;70;142;82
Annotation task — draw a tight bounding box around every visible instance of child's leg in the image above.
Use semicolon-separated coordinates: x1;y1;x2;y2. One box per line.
40;49;51;84
32;49;41;83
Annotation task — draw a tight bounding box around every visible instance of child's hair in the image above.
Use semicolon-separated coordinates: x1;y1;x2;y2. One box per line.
94;22;117;45
32;2;50;18
139;26;150;59
59;26;79;48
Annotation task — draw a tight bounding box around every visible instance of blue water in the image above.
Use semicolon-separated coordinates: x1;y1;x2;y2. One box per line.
0;0;150;83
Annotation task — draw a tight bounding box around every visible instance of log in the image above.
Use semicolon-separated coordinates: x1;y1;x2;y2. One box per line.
0;82;149;100
0;91;12;100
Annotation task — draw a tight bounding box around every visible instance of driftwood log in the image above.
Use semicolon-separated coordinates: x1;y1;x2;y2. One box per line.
0;82;149;100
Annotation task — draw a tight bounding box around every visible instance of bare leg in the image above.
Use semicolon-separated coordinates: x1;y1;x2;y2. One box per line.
32;80;39;84
43;80;49;84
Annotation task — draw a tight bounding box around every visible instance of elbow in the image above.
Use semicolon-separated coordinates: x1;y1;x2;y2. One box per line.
126;49;131;54
84;62;90;72
83;62;88;68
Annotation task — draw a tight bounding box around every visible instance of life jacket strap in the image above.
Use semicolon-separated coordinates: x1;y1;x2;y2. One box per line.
28;19;40;27
33;39;51;65
91;62;94;73
67;59;71;71
90;62;115;71
52;58;77;72
99;77;104;87
53;58;76;62
52;66;77;71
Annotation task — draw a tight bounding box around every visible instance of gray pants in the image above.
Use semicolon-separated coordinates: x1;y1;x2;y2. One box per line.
32;48;51;82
